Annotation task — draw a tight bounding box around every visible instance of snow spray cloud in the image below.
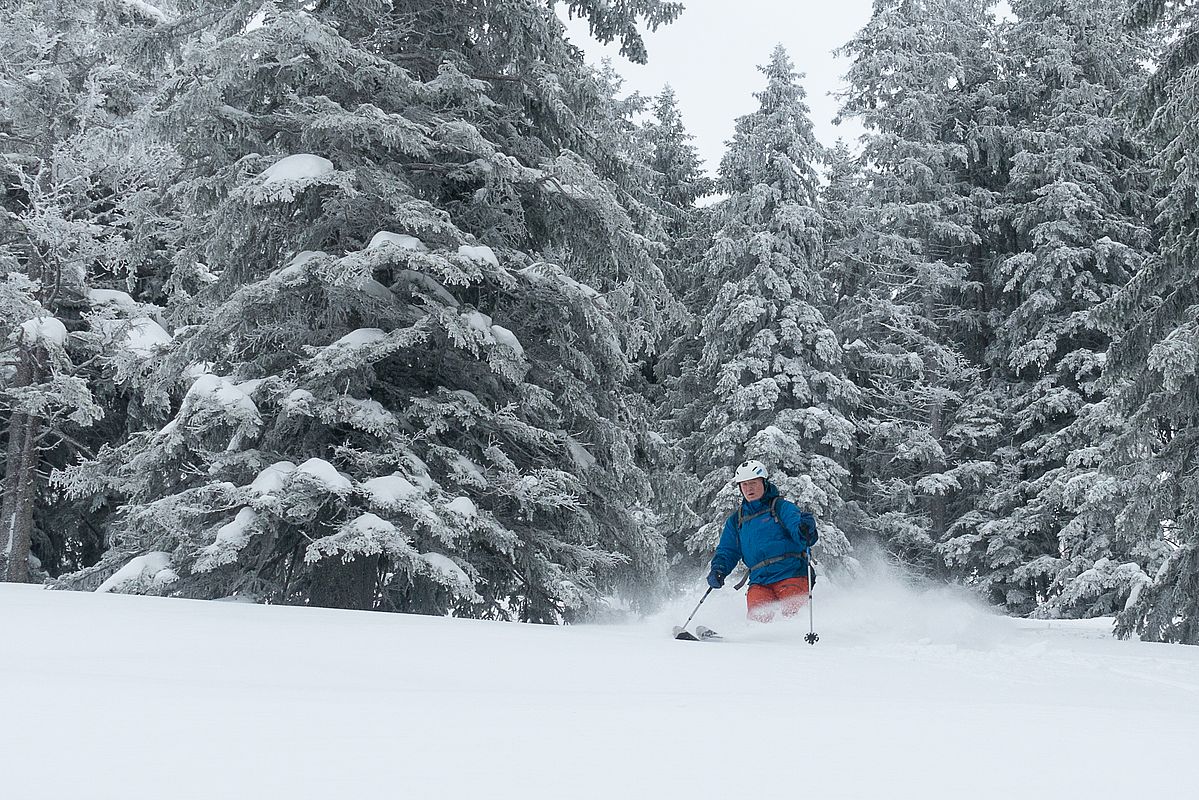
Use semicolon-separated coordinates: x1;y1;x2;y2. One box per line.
813;551;1007;649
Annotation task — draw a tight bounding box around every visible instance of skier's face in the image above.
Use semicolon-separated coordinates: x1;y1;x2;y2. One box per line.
738;478;765;502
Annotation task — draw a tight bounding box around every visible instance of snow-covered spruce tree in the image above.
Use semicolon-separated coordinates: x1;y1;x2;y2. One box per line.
834;0;1001;576
641;85;712;291
819;140;876;542
959;0;1155;617
1098;0;1199;643
0;0;172;582
637;84;712;564
674;46;857;567
56;0;680;619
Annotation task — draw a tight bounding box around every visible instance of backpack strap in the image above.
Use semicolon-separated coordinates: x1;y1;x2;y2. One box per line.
731;497;792;589
733;496;779;531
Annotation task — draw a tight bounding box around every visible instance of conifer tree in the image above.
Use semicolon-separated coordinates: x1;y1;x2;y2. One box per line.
57;0;678;619
638;85;712;566
962;0;1154;616
0;0;169;582
819;141;874;540
835;0;1000;575
642;86;712;243
676;46;857;565
1102;0;1199;643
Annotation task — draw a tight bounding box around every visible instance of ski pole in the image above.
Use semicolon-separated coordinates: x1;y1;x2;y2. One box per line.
804;550;819;645
679;586;713;631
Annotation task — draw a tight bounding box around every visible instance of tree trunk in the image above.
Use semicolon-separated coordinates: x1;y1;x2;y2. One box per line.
928;393;947;545
1;343;43;583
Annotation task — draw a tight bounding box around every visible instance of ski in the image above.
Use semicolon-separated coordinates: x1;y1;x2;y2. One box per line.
674;625;722;641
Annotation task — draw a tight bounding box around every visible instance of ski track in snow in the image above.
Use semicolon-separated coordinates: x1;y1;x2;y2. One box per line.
2;579;1197;799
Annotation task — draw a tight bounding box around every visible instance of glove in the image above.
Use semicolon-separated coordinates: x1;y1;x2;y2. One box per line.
707;569;726;589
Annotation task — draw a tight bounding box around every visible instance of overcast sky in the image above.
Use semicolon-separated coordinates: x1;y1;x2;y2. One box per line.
560;1;877;177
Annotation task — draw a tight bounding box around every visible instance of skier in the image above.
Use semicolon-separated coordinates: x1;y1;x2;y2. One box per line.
706;460;818;623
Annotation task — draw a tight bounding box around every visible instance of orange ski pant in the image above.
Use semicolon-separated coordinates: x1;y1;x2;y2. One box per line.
746;576;810;623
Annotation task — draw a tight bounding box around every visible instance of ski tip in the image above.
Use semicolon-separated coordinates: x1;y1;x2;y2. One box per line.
673;626;700;641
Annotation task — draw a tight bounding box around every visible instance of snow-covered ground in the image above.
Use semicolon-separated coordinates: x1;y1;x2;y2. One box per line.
4;570;1197;799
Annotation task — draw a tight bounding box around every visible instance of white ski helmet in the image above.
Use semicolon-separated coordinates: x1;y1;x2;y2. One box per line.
732;459;769;485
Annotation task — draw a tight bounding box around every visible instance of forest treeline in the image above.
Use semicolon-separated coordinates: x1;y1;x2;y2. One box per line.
2;0;1197;644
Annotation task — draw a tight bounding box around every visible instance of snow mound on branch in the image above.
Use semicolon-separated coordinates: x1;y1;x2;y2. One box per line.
369;232;428;253
304;513;418;563
184;374;261;423
421;552;474;592
361;473;422;507
463;310;493;337
250;461;297;495
343;512;398;539
87;289;138;309
518;263;605;304
195;508;261;571
281;389;315;416
93;316;173;358
457;244;498;266
446;496;477;518
95;552;177;593
333;328;388;348
262;154;333;184
117;0;171;23
125;318;172;356
274;250;328;281
295;458;353;494
490;324;523;357
255;155;336;203
339;397;395;436
17;316;68;347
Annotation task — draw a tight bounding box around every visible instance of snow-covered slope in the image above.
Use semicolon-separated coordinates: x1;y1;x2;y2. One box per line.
3;574;1197;799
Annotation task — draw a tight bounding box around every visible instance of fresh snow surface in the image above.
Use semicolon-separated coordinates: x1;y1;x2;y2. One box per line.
4;569;1197;799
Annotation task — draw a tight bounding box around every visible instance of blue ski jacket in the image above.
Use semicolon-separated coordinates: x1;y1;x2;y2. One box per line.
710;482;818;587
